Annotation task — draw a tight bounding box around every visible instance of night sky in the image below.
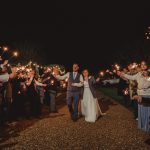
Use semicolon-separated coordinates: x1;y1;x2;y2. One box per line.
0;1;150;72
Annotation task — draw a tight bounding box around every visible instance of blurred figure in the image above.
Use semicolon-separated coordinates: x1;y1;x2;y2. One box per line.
26;70;46;118
43;68;59;113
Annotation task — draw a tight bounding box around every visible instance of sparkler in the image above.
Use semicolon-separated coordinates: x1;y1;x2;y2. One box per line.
26;68;30;72
8;51;18;61
65;78;68;82
50;80;54;85
131;62;138;69
109;72;113;75
62;83;66;88
123;88;129;96
18;91;21;94
113;69;116;73
1;46;8;57
106;69;110;73
100;71;104;77
21;66;25;70
114;64;120;71
13;52;18;57
3;47;8;51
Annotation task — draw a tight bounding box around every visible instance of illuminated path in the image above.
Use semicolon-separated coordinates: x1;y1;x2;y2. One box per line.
1;92;150;150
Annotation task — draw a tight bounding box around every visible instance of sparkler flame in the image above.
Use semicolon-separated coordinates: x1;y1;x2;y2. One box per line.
13;52;18;57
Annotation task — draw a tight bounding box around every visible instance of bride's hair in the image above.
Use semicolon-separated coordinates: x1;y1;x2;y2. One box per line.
82;69;89;74
82;69;90;79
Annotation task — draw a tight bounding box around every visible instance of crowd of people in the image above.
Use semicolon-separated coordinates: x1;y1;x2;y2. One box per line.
0;60;66;126
1;57;150;133
116;61;150;133
96;61;150;133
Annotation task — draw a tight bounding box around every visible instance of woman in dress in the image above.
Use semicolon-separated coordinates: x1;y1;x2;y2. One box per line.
26;70;46;117
72;69;105;123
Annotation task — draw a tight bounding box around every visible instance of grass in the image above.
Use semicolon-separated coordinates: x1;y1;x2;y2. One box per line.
99;87;124;103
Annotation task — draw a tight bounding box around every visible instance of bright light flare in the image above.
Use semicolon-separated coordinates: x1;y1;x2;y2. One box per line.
13;52;18;57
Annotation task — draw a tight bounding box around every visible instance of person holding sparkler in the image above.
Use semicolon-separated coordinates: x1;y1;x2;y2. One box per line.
42;67;60;113
117;61;150;132
26;70;46;118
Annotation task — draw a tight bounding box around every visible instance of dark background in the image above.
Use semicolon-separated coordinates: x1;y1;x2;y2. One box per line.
0;1;150;72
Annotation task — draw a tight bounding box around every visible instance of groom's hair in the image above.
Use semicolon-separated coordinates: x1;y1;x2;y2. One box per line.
73;63;79;66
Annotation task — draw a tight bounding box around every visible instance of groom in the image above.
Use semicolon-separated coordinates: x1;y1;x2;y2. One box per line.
54;64;83;122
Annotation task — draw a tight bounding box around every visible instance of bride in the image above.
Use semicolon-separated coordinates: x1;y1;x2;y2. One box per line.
72;69;105;123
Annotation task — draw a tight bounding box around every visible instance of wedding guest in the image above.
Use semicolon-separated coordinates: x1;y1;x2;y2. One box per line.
26;70;46;118
127;64;138;119
0;65;17;124
118;61;150;132
43;68;59;113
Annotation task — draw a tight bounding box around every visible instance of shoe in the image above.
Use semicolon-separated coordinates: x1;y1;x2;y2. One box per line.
51;110;58;113
72;118;77;122
101;113;106;116
78;114;83;118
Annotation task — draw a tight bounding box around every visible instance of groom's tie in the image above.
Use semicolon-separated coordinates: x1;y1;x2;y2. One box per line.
73;72;76;79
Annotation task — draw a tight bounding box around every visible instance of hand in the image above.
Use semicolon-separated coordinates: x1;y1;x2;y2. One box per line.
9;67;17;79
71;83;76;86
71;83;75;86
3;60;9;66
117;71;121;76
43;84;47;87
117;71;124;77
133;95;142;103
96;77;100;82
53;68;59;76
137;96;142;103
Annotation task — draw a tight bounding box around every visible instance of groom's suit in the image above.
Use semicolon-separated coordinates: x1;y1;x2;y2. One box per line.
67;72;81;120
56;72;83;120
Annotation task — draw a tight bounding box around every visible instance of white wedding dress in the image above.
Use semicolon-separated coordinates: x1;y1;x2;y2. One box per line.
81;80;101;123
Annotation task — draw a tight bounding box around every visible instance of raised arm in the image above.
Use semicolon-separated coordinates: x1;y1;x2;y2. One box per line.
55;72;69;81
117;71;140;81
34;79;47;87
123;73;139;81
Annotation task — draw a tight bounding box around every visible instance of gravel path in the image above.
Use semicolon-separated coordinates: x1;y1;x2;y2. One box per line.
1;91;150;150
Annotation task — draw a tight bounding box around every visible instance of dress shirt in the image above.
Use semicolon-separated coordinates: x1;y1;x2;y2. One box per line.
0;73;9;83
56;72;83;86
